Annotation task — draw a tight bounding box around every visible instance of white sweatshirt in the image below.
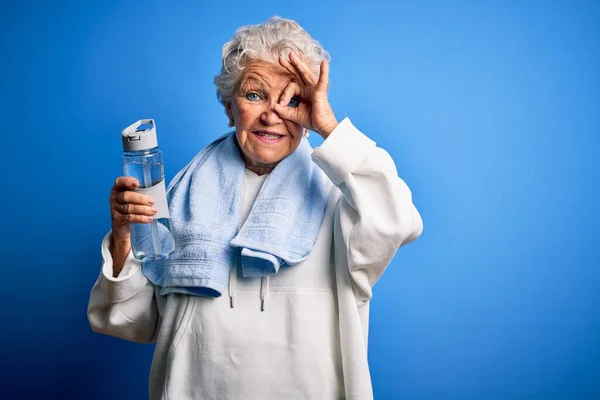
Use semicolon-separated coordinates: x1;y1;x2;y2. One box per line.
87;118;423;400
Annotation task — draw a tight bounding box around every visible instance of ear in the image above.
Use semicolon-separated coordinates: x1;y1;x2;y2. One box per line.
224;102;234;120
224;102;236;128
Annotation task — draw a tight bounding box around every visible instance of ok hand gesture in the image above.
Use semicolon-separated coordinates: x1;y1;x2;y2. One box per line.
273;52;338;139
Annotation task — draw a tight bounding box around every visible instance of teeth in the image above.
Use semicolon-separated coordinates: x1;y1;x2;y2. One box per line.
257;133;281;139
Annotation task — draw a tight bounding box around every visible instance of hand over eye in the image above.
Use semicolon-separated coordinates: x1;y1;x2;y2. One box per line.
273;52;338;138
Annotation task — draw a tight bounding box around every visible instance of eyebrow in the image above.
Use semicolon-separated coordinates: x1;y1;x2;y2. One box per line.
238;71;298;96
239;76;268;92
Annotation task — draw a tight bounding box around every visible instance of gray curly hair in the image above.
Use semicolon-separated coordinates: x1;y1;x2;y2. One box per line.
214;16;330;106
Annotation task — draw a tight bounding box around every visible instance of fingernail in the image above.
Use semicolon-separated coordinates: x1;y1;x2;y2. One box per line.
279;100;285;106
147;216;154;222
151;207;158;213
147;197;154;204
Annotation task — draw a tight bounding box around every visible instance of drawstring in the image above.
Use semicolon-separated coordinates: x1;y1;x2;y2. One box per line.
228;265;236;308
229;258;269;312
260;276;270;312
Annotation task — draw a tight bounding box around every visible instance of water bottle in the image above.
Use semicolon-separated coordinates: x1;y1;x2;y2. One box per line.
121;119;175;261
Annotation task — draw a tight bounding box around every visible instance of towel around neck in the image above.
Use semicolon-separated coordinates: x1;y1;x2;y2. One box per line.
141;132;330;298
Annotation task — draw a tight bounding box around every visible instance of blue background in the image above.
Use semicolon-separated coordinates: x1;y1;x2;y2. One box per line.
1;0;598;398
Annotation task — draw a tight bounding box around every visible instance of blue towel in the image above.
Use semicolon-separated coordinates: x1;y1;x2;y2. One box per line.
141;132;330;297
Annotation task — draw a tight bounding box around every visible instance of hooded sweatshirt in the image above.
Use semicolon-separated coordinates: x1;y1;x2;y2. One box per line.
88;118;423;400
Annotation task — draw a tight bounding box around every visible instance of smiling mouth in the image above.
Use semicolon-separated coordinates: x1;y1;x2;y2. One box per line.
253;131;285;142
254;131;284;139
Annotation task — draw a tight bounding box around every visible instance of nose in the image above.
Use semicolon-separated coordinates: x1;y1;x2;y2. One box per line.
260;103;283;126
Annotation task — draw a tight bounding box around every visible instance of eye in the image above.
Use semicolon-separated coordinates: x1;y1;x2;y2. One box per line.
288;96;301;108
245;92;261;101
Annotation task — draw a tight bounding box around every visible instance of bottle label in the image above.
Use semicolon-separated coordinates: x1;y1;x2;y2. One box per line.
134;179;170;219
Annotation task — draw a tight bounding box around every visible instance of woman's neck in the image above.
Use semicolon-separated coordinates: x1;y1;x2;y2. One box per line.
236;147;274;176
246;165;273;176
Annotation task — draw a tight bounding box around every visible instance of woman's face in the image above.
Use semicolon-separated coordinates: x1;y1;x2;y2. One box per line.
227;61;303;173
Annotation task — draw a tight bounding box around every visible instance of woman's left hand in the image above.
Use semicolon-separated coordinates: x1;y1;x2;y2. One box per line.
273;52;338;139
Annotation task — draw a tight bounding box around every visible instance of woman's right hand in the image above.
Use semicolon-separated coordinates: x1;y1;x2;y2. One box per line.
108;177;157;276
109;177;157;241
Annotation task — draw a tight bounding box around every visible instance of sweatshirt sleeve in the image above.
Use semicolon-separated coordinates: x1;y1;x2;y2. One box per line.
312;118;423;305
87;231;161;343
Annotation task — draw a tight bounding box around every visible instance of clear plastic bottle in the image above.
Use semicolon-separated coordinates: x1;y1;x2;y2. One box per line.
121;119;175;261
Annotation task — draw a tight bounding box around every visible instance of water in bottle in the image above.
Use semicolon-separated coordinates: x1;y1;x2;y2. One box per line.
121;119;175;261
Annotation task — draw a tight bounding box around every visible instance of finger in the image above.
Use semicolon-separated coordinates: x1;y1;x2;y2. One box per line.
315;60;329;94
278;55;304;86
112;208;155;224
273;102;301;124
114;203;157;217
114;190;155;206
289;51;318;86
280;52;309;86
278;81;301;107
114;177;139;190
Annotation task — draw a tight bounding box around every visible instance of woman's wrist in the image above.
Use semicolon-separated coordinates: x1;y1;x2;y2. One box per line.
110;233;131;277
317;118;339;139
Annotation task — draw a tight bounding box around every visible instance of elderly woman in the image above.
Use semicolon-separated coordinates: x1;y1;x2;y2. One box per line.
88;16;422;400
